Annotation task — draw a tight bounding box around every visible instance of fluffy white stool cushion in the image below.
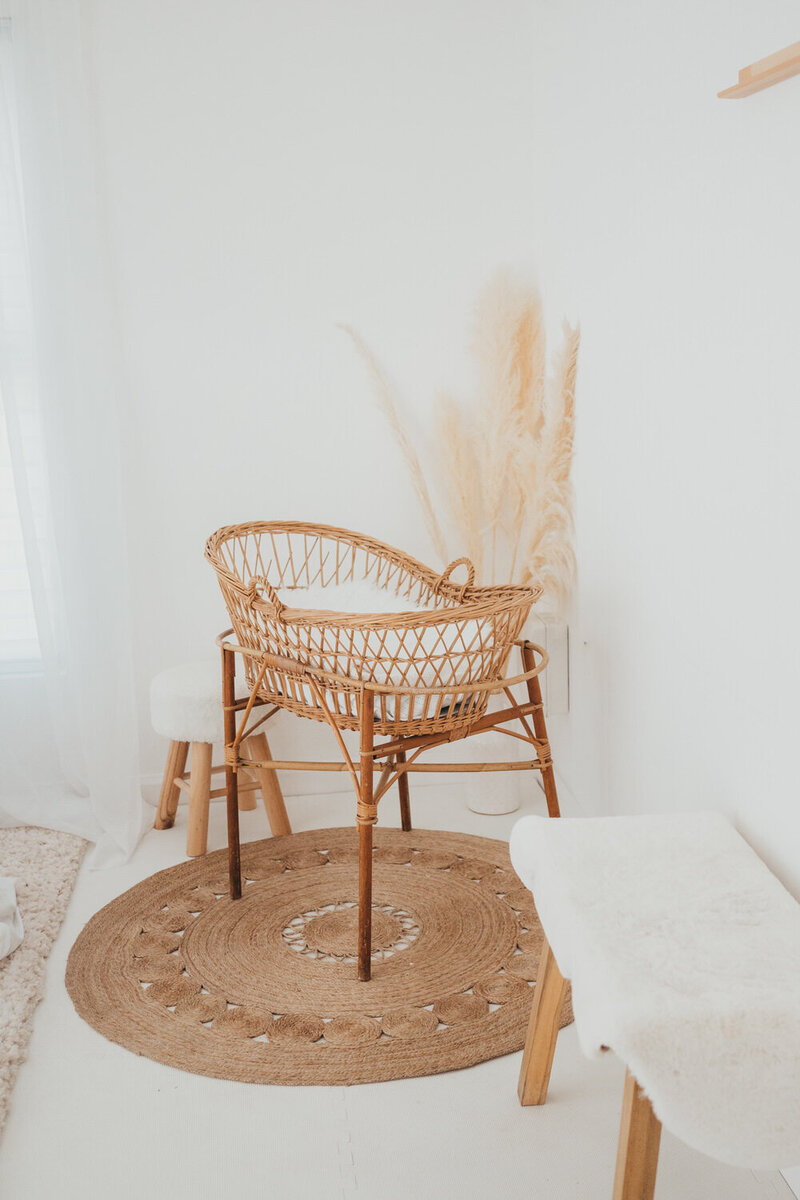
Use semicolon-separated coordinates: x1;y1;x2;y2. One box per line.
509;812;800;1170
0;877;23;960
150;660;223;745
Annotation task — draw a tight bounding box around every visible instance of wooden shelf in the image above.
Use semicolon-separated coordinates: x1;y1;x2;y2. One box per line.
719;40;800;98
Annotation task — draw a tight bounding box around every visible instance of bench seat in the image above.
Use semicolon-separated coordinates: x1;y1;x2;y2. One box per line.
510;812;800;1178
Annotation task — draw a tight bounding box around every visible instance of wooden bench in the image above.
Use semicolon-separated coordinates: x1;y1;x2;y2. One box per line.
509;812;800;1199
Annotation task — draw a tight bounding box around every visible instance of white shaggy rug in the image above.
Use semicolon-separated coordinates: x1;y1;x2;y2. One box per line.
0;827;85;1136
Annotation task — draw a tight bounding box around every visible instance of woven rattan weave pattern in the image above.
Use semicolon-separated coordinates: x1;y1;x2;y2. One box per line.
66;828;572;1085
204;521;539;737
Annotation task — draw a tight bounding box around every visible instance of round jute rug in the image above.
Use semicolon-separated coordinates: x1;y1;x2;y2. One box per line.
66;827;572;1085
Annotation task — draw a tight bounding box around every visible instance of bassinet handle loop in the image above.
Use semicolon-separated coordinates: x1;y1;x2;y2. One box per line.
246;576;285;621
433;557;476;602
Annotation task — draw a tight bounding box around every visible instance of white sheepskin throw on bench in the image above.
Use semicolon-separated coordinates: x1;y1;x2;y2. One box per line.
509;812;800;1170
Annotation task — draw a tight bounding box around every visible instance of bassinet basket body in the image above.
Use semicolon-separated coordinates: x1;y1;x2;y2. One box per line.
205;521;539;737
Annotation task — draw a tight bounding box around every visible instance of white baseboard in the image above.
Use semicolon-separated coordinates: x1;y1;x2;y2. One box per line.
782;1166;800;1197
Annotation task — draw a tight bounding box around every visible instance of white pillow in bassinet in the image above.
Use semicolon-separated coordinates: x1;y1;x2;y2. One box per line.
276;578;484;716
277;579;427;615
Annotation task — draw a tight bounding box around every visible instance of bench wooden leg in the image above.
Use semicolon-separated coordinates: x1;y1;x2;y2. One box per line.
246;732;292;835
518;938;568;1105
613;1070;662;1200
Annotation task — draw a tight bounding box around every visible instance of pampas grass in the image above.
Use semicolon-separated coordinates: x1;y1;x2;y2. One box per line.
436;394;484;582
518;319;579;612
343;272;580;615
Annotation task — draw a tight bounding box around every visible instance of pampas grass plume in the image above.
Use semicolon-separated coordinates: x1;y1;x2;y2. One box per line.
343;275;579;615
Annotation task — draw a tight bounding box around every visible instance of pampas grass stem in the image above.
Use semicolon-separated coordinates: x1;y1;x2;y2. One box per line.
340;324;449;566
436;395;484;580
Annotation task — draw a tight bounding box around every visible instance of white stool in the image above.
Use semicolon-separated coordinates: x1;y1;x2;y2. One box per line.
151;660;291;856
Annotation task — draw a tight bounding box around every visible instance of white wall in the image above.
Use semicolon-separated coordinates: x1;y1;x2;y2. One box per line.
527;0;800;897
87;0;800;901
86;0;542;790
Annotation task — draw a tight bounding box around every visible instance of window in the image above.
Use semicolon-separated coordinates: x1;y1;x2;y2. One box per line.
0;397;40;665
0;17;41;667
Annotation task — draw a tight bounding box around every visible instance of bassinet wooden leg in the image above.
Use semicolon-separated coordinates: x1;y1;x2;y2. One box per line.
397;750;412;832
246;732;292;836
154;740;188;829
518;939;567;1105
358;695;375;981
222;644;242;900
613;1071;662;1200
521;643;560;818
358;822;373;981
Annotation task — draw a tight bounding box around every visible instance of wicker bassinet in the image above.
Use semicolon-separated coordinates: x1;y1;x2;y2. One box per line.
205;521;540;736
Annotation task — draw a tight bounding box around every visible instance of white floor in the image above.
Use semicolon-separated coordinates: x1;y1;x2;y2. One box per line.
0;784;793;1200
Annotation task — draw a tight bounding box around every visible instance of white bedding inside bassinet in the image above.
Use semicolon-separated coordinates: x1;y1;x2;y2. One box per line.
277;579;428;614
276;578;482;721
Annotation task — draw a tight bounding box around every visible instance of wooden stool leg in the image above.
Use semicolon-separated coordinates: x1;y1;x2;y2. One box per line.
246;732;291;836
222;645;242;900
397;750;412;831
518;938;568;1105
186;742;213;857
521;643;561;817
613;1071;662;1200
357;695;375;982
154;740;188;829
237;767;257;811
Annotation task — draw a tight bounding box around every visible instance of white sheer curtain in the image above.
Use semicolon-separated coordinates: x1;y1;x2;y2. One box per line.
0;1;144;864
